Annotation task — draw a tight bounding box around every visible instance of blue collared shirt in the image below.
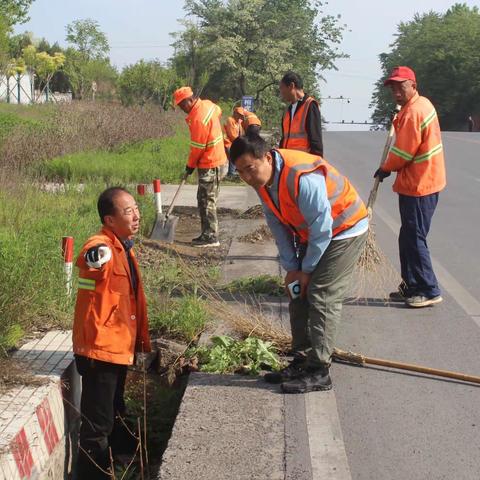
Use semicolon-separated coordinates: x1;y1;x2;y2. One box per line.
259;151;368;273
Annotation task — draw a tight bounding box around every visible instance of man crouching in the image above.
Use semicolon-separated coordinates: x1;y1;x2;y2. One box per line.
230;135;368;393
73;187;151;479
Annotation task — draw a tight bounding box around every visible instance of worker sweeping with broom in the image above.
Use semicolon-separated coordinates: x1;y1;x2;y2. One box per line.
230;134;368;393
373;66;446;308
174;86;228;247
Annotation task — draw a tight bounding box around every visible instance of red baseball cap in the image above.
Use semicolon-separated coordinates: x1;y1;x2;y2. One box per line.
384;66;416;86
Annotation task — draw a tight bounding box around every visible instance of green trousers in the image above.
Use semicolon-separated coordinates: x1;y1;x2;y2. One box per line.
289;231;367;369
197;164;227;239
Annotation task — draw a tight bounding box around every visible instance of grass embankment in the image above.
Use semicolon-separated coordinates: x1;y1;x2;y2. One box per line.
43;129;191;184
0;182;212;352
0;102;212;353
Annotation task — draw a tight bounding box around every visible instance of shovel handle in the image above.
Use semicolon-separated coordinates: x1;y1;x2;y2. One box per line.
165;173;188;219
366;106;400;212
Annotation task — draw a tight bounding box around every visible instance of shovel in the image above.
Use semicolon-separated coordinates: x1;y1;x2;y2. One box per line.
150;173;188;243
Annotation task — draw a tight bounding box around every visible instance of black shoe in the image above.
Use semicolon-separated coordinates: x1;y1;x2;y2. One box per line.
281;367;332;394
264;357;305;384
389;282;408;302
191;235;220;247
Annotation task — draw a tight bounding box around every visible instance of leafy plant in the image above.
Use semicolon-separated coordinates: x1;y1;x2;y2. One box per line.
189;335;283;375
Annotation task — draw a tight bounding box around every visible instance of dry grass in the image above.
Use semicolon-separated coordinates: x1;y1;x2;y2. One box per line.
177;256;292;352
0;101;181;173
0;358;48;394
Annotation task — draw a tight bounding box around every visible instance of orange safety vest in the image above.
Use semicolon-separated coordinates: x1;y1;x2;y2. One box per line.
72;228;151;365
258;149;368;244
280;97;317;152
243;111;261;129
223;116;243;149
186;99;227;169
382;92;446;196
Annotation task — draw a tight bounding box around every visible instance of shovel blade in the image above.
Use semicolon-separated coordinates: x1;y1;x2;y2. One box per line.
150;214;179;243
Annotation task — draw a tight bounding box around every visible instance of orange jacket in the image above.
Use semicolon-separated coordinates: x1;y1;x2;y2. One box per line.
223;116;244;149
243;111;261;129
258;149;368;244
72;228;151;365
382;92;446;196
280;97;317;152
186;99;227;169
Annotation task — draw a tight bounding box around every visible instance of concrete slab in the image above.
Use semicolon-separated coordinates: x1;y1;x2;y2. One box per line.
159;214;351;480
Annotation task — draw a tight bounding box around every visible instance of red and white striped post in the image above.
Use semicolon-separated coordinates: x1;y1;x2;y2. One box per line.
137;184;146;196
153;179;162;214
62;236;74;296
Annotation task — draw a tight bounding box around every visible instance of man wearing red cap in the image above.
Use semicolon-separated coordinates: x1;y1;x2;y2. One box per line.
174;86;227;247
374;66;446;308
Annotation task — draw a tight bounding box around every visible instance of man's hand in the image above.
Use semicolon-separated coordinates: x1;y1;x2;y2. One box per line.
374;168;391;182
185;166;195;176
285;271;311;299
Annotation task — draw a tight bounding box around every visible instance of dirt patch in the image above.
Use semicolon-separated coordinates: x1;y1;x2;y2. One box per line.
237;224;272;243
239;204;264;219
138;205;238;268
0;357;48;395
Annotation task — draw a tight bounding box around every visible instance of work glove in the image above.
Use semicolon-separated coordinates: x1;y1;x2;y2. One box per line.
374;168;391;182
185;166;195;176
85;244;112;269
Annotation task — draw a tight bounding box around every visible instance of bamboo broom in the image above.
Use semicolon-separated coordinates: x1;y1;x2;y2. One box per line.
333;348;480;385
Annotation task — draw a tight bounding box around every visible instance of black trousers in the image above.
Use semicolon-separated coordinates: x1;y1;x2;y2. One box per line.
75;355;128;480
398;193;441;298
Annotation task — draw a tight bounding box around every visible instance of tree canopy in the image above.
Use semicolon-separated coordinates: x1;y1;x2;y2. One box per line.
371;3;480;130
0;0;34;27
170;0;347;122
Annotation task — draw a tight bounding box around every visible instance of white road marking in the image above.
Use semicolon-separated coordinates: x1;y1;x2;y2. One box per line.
375;204;480;327
305;391;352;480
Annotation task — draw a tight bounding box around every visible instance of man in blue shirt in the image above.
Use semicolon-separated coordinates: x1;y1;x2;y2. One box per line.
230;135;368;393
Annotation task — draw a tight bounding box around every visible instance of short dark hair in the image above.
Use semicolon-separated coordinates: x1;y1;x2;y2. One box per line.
97;187;130;224
230;134;268;164
280;71;304;90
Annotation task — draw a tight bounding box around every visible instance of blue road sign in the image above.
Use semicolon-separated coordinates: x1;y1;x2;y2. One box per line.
241;95;255;112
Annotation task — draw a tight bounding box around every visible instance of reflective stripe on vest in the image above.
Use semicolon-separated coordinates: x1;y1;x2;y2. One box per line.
281;97;315;152
258;150;367;243
78;277;96;291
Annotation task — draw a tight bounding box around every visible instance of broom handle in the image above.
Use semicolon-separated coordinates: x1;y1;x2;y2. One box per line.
333;348;480;385
366;106;401;212
165;174;188;219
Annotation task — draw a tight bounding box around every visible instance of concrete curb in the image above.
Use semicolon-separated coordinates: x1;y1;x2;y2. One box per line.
0;331;80;480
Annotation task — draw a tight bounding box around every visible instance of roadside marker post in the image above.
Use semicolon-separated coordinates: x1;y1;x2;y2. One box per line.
62;236;74;296
153;179;162;214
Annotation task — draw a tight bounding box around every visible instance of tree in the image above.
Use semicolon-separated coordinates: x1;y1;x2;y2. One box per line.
64;19;115;99
65;18;109;61
0;0;34;27
0;14;10;73
170;0;347;123
63;48;117;99
371;4;480;130
117;60;180;108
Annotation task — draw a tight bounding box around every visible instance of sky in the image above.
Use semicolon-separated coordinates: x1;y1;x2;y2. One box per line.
14;0;480;130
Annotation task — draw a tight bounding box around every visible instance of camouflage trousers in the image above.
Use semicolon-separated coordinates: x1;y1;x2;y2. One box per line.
197;164;227;239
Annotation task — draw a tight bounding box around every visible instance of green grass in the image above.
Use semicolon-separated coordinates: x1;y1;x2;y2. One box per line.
148;294;209;342
0;182;212;352
224;274;284;296
42;127;192;184
0;111;43;142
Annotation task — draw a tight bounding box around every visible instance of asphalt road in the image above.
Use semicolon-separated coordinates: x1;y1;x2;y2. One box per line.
324;131;480;480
